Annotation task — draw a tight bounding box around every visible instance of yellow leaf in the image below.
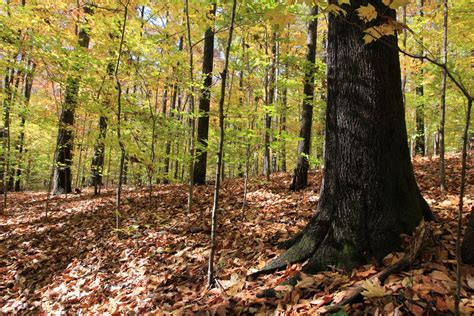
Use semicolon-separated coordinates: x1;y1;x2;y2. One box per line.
357;4;378;22
363;27;381;44
361;278;388;298
383;0;410;9
326;4;347;16
338;0;351;5
363;24;396;44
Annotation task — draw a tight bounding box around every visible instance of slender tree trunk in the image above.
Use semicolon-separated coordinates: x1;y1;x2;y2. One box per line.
90;62;113;195
280;84;287;173
208;0;237;288
263;31;276;180
271;42;279;174
74;115;88;188
237;38;245;178
79;132;91;188
184;0;197;213
415;0;425;157
290;6;318;191
0;71;12;198
439;0;448;192
163;86;176;184
164;83;179;184
14;61;35;192
194;2;217;185
7;70;23;192
115;0;130;229
105;145;112;189
242;47;254;211
256;0;432;276
2;68;14;207
401;6;407;108
457;98;472;314
52;5;92;195
90;115;107;194
122;153;129;185
164;37;183;184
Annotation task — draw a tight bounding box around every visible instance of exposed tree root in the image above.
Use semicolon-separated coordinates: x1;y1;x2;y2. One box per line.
278;228;305;250
248;219;329;279
324;220;433;313
256;221;433;311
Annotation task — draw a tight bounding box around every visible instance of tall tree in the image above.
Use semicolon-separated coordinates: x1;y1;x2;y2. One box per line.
184;0;196;212
439;0;448;191
263;31;277;180
52;4;92;194
193;2;217;185
254;0;432;275
2;67;14;201
414;0;425;156
290;6;318;191
163;36;184;184
15;61;36;191
115;0;130;229
208;0;237;288
90;61;114;195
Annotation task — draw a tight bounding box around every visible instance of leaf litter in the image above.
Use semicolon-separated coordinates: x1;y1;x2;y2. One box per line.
0;153;472;314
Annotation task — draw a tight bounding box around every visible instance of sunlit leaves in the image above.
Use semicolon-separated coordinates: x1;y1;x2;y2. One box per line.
382;0;410;9
357;4;377;22
264;4;296;28
363;24;396;44
338;0;351;5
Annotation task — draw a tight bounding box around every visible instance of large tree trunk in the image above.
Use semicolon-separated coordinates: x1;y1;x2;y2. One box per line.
258;0;432;275
52;6;92;195
52;76;79;195
290;6;318;191
461;208;474;264
193;3;217;185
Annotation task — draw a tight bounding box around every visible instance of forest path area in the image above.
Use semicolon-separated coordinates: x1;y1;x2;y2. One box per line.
0;154;473;314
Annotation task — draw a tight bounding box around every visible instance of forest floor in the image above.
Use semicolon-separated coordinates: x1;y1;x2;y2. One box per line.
0;154;473;314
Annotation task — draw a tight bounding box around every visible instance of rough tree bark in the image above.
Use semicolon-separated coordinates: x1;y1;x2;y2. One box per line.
52;5;92;195
193;2;217;185
462;208;474;264
290;6;318;191
254;0;433;276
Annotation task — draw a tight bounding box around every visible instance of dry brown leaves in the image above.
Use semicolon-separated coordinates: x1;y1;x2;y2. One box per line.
0;153;472;314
